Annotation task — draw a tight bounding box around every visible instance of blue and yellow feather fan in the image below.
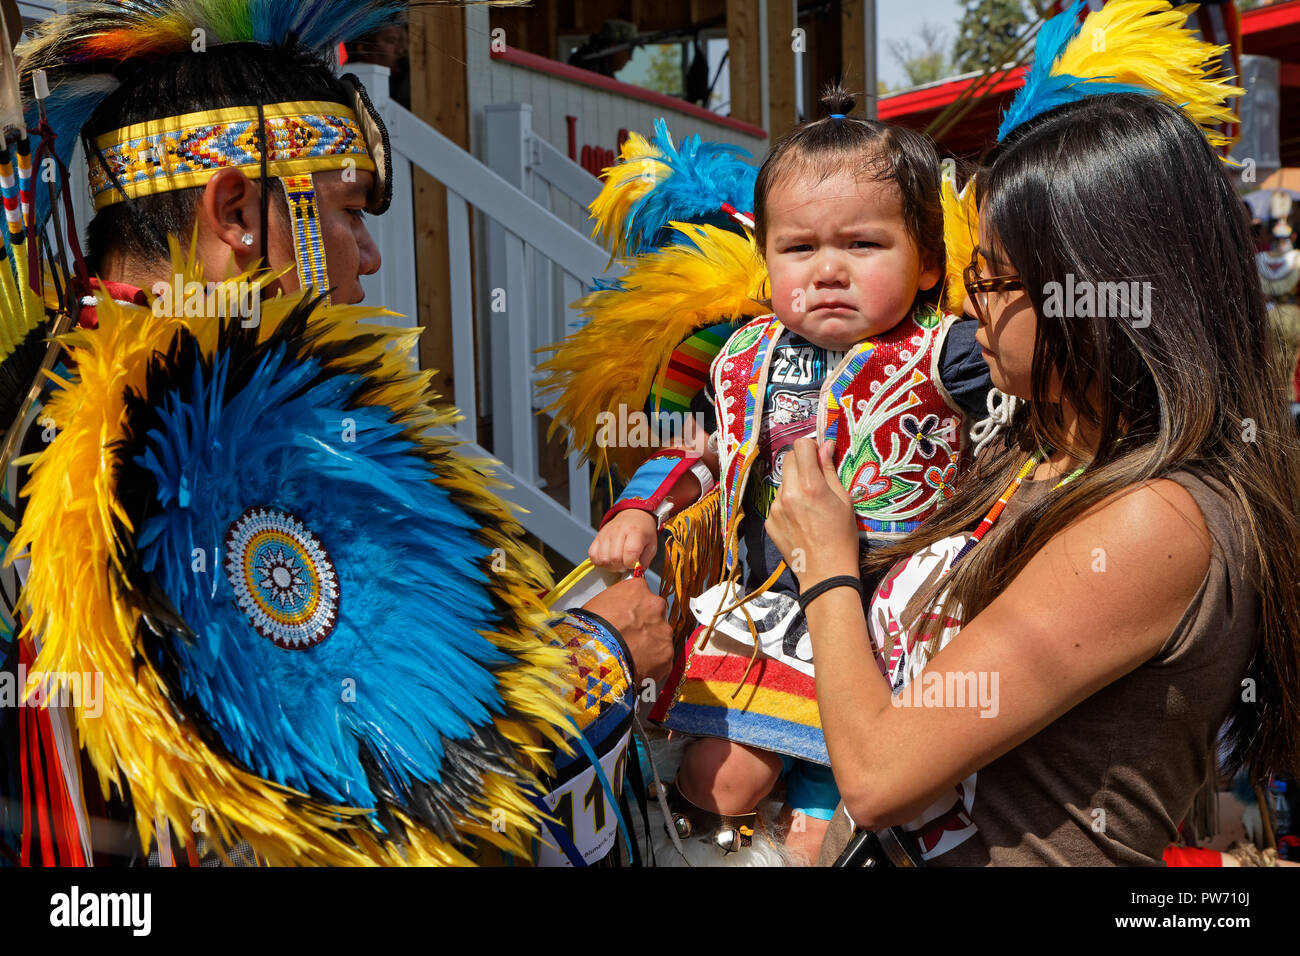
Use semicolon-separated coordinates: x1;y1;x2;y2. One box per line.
590;118;758;262
998;0;1243;149
554;118;763;487
540;222;767;485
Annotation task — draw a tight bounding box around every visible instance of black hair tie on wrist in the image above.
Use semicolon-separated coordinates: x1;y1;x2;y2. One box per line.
797;574;864;614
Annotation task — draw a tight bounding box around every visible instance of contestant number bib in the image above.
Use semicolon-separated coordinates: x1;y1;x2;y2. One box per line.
536;728;631;867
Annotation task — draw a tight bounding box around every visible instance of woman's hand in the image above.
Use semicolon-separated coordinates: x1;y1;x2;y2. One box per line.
766;438;859;582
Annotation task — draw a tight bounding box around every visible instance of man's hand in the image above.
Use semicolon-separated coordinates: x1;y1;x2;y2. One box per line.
588;509;659;571
581;577;673;685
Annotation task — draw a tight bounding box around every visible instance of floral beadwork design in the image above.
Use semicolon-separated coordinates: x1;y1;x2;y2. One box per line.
924;457;960;499
900;412;943;459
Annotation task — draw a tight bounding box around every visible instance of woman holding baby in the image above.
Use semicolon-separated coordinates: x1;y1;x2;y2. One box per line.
767;89;1300;865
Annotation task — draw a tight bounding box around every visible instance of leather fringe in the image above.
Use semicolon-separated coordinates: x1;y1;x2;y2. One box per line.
659;487;722;651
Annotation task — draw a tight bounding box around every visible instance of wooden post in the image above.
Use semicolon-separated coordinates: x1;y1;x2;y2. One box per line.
809;1;843;108
767;0;796;136
409;3;469;405
841;0;866;98
726;0;762;128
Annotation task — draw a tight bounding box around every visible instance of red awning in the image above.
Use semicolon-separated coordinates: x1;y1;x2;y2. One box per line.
878;0;1300;163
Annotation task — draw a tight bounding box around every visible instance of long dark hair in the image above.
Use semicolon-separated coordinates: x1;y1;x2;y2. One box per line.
865;92;1300;782
752;84;944;313
82;44;354;271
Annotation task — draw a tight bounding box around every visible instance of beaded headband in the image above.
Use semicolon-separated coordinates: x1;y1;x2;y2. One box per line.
88;100;374;211
87;96;390;306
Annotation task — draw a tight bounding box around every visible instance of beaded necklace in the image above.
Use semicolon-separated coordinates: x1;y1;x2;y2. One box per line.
947;447;1086;568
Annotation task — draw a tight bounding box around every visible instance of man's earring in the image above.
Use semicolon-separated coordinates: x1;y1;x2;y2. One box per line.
240;233;255;247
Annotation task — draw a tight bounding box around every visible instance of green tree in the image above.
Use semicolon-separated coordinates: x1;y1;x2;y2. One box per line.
953;0;1032;74
888;21;953;88
644;44;682;96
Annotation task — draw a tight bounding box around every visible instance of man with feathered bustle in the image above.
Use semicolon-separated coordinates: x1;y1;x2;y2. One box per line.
0;0;672;867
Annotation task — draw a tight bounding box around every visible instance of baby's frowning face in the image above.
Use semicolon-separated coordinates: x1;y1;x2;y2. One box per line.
763;165;940;351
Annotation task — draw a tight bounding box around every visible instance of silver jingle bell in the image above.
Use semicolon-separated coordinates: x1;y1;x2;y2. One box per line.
714;827;740;854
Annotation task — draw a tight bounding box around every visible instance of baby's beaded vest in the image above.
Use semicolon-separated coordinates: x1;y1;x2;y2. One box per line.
710;308;964;570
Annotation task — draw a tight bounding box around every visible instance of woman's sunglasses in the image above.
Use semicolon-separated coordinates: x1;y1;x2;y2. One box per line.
962;248;1024;322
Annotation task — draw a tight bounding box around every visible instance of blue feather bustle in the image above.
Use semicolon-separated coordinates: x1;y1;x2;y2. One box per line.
113;306;526;837
10;0;545;856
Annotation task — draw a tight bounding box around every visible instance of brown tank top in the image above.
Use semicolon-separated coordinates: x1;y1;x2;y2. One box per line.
820;467;1261;866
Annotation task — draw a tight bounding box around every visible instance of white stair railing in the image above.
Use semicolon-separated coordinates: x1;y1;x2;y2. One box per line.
350;64;617;570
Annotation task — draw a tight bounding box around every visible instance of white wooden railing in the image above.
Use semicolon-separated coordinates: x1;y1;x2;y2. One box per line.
350;64;615;569
36;46;623;571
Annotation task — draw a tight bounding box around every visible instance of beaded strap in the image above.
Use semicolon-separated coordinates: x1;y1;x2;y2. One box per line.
948;447;1086;569
282;174;331;300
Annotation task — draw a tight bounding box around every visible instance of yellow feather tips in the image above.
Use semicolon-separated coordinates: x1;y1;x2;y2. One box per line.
941;163;978;315
1056;0;1244;150
588;131;671;262
0;246;45;367
538;222;769;482
7;245;583;865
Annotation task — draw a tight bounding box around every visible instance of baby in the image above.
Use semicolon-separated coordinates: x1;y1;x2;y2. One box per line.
589;88;991;863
